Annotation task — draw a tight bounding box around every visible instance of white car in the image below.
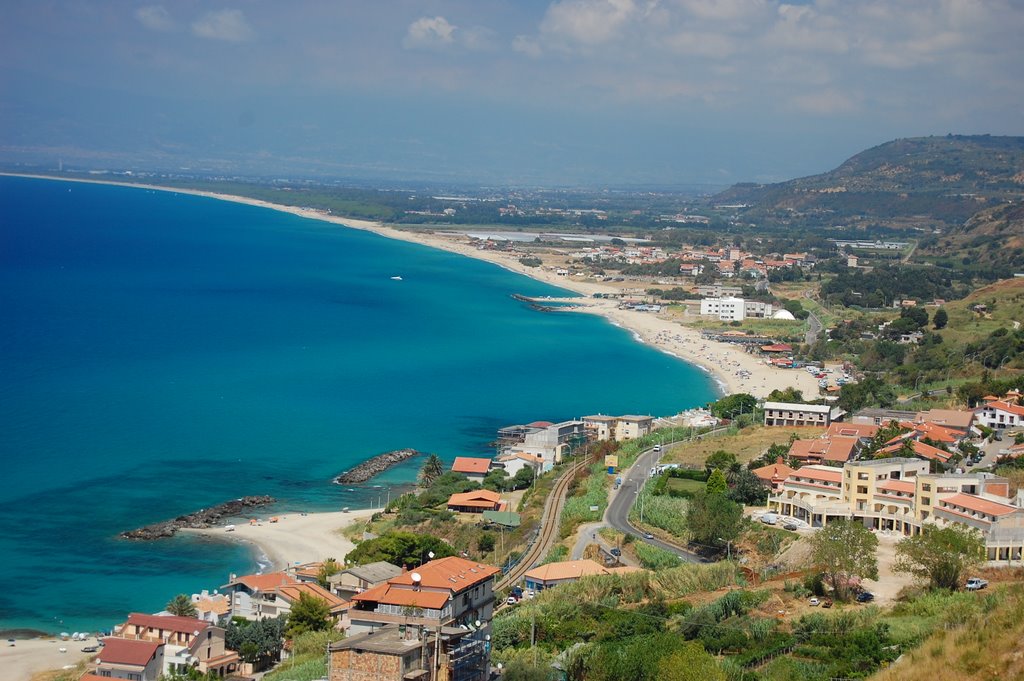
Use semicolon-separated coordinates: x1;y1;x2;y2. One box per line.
808;597;820;606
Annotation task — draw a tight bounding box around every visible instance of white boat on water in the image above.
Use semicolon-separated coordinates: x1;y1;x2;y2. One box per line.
390;276;402;281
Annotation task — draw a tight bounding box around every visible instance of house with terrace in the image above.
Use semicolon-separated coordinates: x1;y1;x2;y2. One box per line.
447;489;505;514
975;391;1024;431
220;571;298;621
114;613;238;678
347;557;501;680
451;457;493;483
89;638;165;681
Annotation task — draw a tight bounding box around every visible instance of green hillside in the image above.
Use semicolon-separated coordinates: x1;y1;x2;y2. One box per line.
714;135;1024;230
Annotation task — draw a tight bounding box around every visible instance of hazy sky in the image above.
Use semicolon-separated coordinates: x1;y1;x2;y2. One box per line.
2;1;1023;186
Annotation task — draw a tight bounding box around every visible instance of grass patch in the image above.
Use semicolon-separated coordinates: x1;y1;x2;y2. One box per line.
662;425;824;467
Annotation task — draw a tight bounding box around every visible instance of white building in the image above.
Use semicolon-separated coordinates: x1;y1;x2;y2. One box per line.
975;391;1024;431
699;296;773;321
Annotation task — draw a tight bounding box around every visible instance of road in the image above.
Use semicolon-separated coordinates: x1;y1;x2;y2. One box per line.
805;310;823;346
604;445;705;563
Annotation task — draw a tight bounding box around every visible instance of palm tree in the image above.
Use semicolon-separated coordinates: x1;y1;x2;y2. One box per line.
419;453;444;486
166;593;198;618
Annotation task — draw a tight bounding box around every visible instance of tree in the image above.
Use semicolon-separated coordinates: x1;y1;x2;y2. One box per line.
656;642;726;681
809;520;879;601
933;307;948;329
767;387;804;403
286;592;331;638
727;468;769;505
346;531;455;567
478;533;496;553
317;557;341;588
705;469;728;495
165;594;198;618
419;453;444;486
226;617;285;666
686;490;743;547
893;525;985;590
704;450;737;474
708;393;757;419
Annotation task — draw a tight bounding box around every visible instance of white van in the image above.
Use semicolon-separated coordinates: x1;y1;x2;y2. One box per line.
761;513;778;525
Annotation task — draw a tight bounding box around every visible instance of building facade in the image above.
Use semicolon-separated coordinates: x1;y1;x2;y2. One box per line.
769;458;1024;564
763;402;833;427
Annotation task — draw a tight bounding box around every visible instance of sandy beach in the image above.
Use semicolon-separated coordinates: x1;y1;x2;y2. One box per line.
182;508;379;573
1;173;818;400
1;636;98;681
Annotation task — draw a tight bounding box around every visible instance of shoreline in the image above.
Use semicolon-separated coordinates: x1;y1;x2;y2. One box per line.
2;172;817;399
180;508;379;573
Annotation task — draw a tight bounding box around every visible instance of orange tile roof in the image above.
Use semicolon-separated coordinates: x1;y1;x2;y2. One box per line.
447;489;502;509
788;436;857;463
124;613;210;635
451;457;492;475
276;582;348;612
98;638;162;667
981;398;1024;417
230;572;297;592
880;440;951;463
789;466;843;483
194;596;229;616
81;675;117;681
940;493;1018;517
877;479;916;494
751;460;796;483
826;423;879;439
388;556;501;590
911;421;963;443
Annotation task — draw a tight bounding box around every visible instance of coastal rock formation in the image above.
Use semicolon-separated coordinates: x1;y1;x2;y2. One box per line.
120;495;275;540
334;448;423;484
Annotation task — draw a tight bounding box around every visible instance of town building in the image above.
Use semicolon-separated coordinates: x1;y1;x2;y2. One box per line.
763;402;834;427
496;419;588;466
93;638;165;681
115;613;238;677
330;562;404;601
699;296;774;321
697;284;742;298
750;458;796;493
581;414;654;441
768;458;1024;563
220;572;298;621
328;623;489;681
975;391;1024;431
447;489;506;514
348;557;500;678
522;560;638;592
450;457;493;483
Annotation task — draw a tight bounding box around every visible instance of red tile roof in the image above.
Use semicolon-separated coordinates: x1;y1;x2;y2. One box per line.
451;457;492;475
98;638;163;666
940;493;1018;517
980;398;1024;417
788;436;857;463
524;559;639;582
125;613;210;635
879;439;951;463
229;572;297;592
276;582;348;613
751;460;796;484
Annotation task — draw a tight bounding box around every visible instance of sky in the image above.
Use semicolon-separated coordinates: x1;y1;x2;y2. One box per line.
1;0;1023;187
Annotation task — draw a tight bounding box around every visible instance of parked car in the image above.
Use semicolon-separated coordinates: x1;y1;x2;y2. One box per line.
808;597;820;606
81;645;99;653
821;599;833;609
965;577;989;591
643;532;654;539
610;547;622;557
783;523;798;531
855;591;875;603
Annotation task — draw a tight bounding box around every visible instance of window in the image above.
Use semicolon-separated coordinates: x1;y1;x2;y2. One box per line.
857;486;868;494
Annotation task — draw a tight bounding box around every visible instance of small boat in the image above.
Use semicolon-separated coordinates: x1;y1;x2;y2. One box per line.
390;276;403;281
342;507;350;513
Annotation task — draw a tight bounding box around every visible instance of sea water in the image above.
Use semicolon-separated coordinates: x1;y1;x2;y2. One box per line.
0;175;716;632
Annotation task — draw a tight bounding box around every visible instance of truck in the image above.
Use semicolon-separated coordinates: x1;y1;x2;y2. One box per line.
965;577;988;591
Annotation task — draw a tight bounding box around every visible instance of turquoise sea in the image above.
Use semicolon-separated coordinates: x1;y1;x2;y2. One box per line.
0;175;716;634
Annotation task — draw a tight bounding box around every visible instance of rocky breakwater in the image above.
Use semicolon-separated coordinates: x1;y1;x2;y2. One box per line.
334;448;423;484
120;495;276;540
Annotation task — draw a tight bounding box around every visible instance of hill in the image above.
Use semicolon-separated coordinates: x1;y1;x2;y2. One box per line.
917;201;1024;274
714;135;1024;230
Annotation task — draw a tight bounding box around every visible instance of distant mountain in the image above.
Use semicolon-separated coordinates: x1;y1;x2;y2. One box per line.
714;135;1024;229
